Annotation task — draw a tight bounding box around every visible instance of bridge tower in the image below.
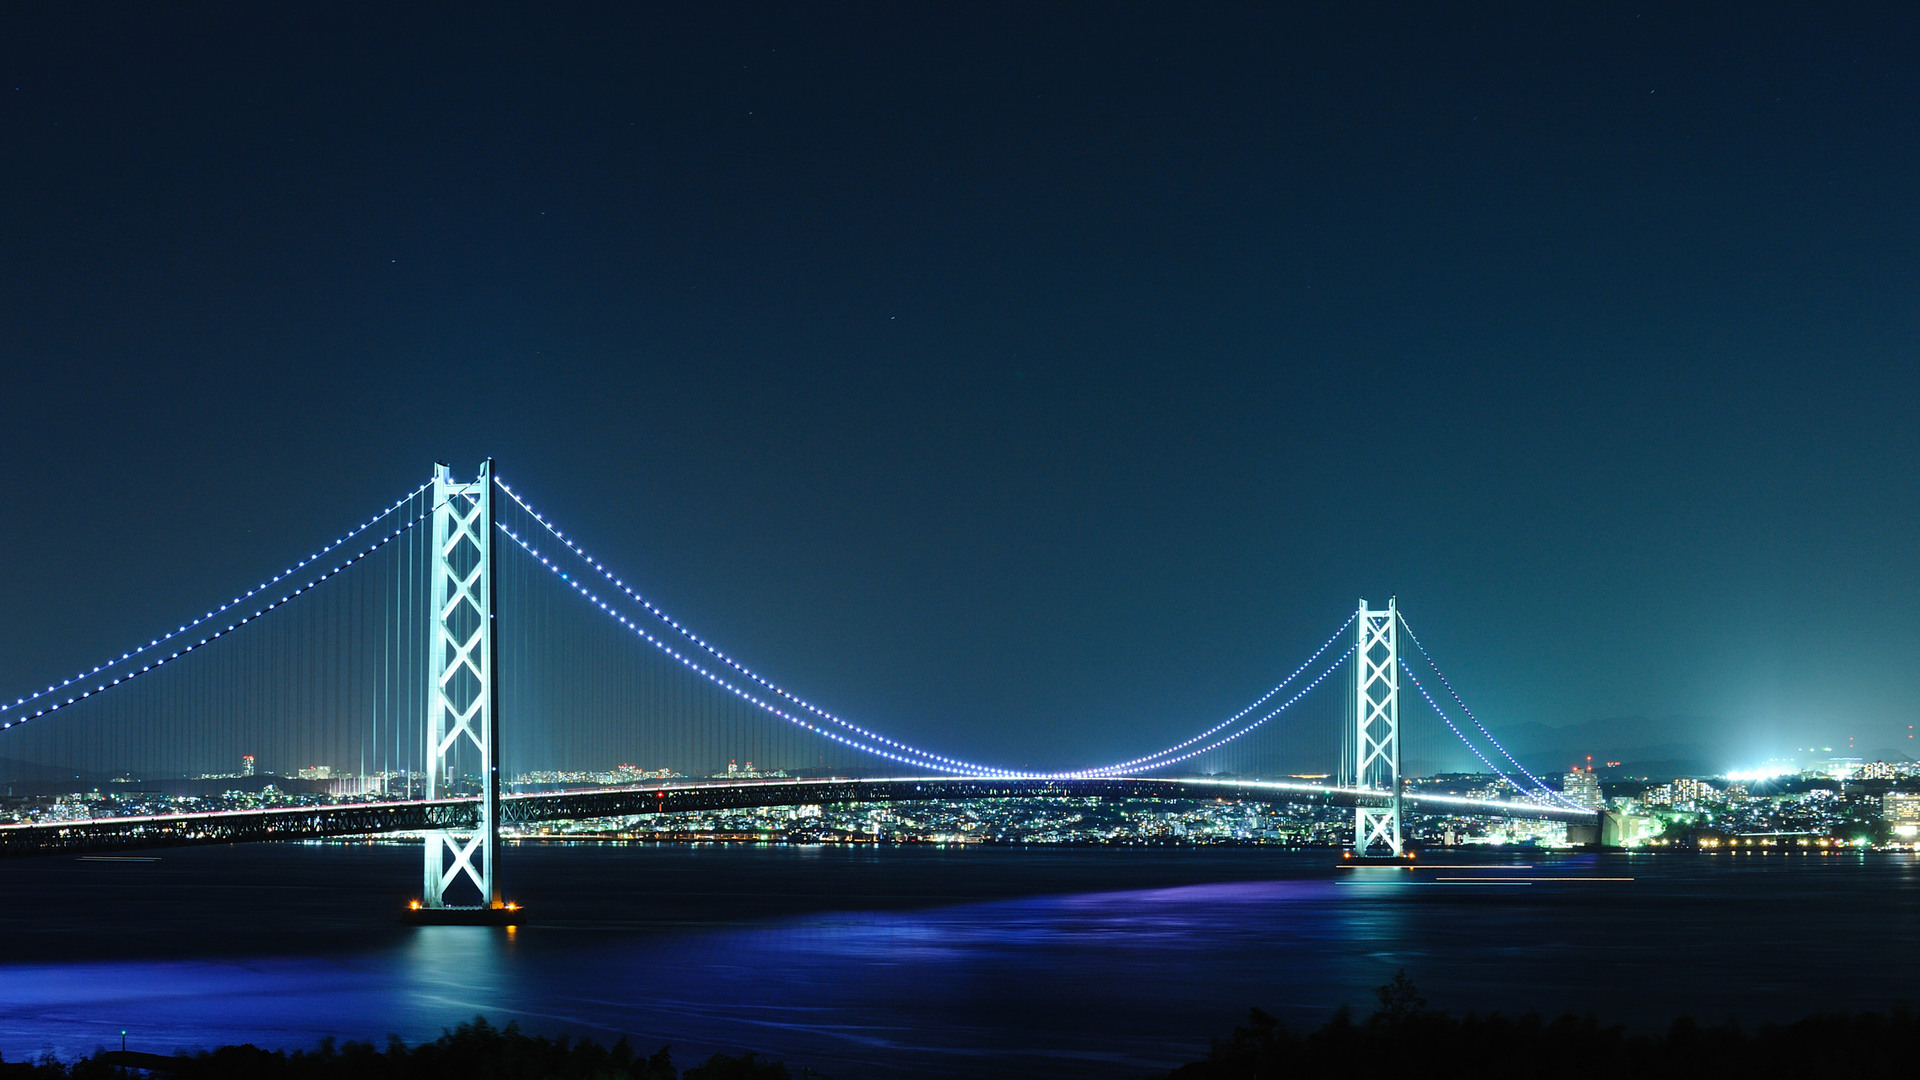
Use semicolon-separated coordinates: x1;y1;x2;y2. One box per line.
409;460;517;924
1352;597;1403;857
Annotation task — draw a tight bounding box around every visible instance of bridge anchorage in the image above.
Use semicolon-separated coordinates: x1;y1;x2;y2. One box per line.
404;461;520;926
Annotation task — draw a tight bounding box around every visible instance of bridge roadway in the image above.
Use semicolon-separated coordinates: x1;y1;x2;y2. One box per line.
0;776;1597;857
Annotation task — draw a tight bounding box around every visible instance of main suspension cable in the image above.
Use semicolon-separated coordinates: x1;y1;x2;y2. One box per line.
1075;645;1354;777
505;517;1354;778
1068;616;1354;775
1;480;432;718
498;523;1003;775
1397;658;1531;797
1396;612;1575;804
1;504;438;731
494;476;1357;778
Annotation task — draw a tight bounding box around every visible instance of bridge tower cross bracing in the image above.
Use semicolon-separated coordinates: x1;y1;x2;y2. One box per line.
418;459;505;915
1352;597;1403;857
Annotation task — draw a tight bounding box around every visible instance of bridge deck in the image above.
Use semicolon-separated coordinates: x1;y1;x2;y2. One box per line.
0;776;1596;857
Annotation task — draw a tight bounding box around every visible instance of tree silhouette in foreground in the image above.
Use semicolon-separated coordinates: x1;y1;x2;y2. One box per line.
1169;970;1917;1079
0;1018;787;1080
5;986;1918;1079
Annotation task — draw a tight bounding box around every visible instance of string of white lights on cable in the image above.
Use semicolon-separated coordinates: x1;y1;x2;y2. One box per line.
1072;645;1354;776
498;523;1007;776
1396;657;1534;797
1396;612;1577;805
0;506;438;731
494;476;1359;776
499;520;1355;780
494;481;986;771
1076;612;1357;774
1;481;433;718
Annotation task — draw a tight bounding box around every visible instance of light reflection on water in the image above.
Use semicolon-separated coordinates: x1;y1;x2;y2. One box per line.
2;846;1918;1077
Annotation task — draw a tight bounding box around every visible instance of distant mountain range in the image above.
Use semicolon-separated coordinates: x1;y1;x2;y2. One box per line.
0;755;109;795
0;757;346;797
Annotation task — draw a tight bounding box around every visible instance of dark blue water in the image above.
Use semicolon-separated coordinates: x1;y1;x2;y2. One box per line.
4;843;1919;1077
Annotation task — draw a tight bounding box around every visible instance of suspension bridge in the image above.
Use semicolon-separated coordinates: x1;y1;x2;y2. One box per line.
0;461;1597;921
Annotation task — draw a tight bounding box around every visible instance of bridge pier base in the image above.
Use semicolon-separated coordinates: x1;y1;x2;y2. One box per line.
402;901;526;926
1341;851;1416;866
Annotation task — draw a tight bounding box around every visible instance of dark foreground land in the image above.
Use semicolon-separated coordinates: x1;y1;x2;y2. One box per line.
1168;974;1919;1078
4;977;1915;1080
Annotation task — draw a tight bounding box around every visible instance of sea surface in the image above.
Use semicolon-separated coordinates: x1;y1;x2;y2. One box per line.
3;843;1918;1077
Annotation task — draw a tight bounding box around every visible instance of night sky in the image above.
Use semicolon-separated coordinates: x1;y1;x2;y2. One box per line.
3;5;1916;769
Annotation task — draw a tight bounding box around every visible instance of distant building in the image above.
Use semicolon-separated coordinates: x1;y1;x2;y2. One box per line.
241;755;255;777
1671;778;1716;809
296;765;333;780
1645;778;1717;811
1883;792;1920;839
1563;769;1603;809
